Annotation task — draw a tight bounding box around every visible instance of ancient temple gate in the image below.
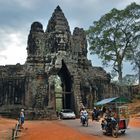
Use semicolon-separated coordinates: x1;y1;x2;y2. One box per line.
47;62;74;111
0;6;131;119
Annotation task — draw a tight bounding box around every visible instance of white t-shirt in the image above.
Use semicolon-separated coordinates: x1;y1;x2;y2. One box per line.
81;110;88;117
20;111;24;118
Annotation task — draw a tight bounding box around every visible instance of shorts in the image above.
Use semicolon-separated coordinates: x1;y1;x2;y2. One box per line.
21;117;24;124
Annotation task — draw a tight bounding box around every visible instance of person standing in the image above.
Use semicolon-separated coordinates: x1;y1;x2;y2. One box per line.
19;108;25;129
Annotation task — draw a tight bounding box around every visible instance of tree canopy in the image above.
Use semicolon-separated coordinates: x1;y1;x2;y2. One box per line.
126;44;140;84
87;2;140;83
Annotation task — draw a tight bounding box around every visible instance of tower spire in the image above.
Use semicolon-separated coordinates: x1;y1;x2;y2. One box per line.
55;5;62;12
46;6;70;32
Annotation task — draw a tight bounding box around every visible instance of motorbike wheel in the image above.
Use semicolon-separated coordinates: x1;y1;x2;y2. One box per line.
121;130;125;134
85;120;88;127
82;119;85;126
112;125;118;138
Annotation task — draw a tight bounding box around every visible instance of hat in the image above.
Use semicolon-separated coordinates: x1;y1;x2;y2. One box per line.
21;109;24;112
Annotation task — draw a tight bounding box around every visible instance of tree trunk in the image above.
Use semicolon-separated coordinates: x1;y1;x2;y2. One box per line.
118;63;122;83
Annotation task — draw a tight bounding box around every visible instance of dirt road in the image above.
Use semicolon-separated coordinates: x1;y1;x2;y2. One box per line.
1;117;140;140
20;120;101;140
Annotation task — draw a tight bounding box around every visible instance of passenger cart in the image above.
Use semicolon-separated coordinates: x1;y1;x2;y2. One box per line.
95;97;130;137
116;105;129;134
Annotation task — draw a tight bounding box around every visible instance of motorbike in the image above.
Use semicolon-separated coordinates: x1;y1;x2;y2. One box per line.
101;117;118;138
95;97;130;138
81;115;88;127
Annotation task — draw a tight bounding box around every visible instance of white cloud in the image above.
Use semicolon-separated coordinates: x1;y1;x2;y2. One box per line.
12;0;40;9
0;30;27;65
0;0;139;76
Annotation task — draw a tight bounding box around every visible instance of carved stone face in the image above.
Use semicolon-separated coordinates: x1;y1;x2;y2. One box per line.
55;31;68;46
48;31;69;52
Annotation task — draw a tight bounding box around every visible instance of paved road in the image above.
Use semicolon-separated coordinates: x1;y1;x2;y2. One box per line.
59;119;140;140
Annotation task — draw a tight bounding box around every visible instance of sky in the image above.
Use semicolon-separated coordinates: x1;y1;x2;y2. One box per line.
0;0;140;77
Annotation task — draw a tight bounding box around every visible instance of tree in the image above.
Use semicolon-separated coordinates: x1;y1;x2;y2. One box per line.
122;74;138;85
87;2;140;83
126;45;140;84
111;74;137;85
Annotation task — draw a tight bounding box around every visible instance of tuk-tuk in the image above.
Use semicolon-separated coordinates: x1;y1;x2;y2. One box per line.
95;97;130;137
116;105;129;133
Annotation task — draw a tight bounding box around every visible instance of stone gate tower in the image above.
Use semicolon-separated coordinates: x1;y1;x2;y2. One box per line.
0;6;122;119
25;5;92;117
24;5;112;117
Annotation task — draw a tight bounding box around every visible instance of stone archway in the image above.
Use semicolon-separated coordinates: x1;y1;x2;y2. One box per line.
57;60;73;110
48;59;74;111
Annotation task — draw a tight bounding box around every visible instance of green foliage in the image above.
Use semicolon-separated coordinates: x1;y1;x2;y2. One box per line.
54;75;62;92
56;98;62;111
87;2;140;82
126;44;140;84
51;75;63;111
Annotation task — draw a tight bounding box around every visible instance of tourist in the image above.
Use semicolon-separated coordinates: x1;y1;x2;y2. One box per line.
19;108;25;129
